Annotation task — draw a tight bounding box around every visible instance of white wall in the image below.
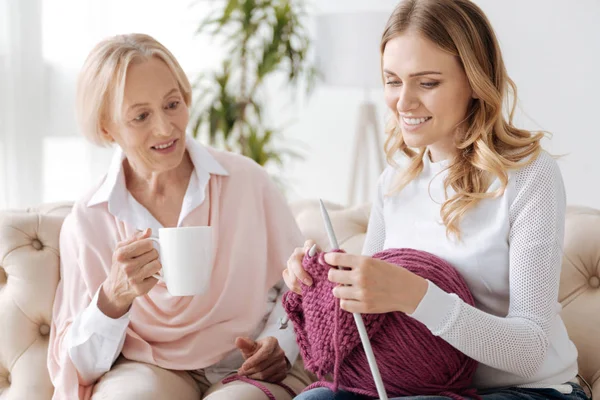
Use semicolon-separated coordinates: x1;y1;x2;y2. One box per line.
40;0;223;205
37;0;600;209
478;0;600;209
280;0;600;207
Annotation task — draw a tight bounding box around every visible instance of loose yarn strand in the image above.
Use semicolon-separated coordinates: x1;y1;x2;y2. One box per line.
284;248;481;399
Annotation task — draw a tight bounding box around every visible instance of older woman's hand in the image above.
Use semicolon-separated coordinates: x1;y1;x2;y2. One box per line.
98;228;162;319
235;336;288;383
282;240;319;294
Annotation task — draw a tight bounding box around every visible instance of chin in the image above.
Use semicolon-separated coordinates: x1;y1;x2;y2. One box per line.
158;151;186;172
171;150;187;169
401;133;430;149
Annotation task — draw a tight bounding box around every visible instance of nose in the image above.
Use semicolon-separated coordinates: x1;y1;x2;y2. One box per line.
396;86;419;114
153;111;171;137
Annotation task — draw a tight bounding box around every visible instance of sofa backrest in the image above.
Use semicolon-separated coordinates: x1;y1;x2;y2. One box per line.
557;207;600;396
0;201;598;398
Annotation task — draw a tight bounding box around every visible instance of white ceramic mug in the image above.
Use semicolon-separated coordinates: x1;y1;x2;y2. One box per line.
150;226;213;296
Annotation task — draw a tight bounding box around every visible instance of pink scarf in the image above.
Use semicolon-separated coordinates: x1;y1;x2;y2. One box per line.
48;150;302;399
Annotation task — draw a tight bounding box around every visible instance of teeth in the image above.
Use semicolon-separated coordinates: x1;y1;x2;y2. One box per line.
154;140;174;150
403;117;430;125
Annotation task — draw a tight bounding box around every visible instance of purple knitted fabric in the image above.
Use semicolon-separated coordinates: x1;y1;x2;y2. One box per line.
282;248;479;400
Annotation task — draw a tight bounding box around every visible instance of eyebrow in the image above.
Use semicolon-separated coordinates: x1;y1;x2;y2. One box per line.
383;69;442;78
128;88;179;110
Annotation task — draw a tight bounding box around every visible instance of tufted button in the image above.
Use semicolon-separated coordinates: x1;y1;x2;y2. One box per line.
39;324;50;336
31;238;43;250
0;266;6;285
589;276;600;288
0;372;7;388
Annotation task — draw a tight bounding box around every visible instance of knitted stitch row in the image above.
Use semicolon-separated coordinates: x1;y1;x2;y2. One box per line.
283;248;479;399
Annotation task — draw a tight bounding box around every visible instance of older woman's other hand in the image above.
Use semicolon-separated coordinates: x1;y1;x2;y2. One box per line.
235;336;288;383
283;239;319;295
98;228;161;319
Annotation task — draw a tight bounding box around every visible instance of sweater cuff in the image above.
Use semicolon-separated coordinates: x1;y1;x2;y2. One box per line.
407;280;460;335
81;286;130;341
256;292;300;368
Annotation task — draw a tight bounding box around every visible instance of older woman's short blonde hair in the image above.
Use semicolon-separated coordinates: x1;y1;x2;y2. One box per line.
76;33;192;146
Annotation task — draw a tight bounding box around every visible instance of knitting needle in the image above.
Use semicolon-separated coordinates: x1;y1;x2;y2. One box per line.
319;199;388;400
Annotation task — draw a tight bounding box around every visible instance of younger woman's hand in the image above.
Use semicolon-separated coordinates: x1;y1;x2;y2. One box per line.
283;240;319;294
324;252;428;314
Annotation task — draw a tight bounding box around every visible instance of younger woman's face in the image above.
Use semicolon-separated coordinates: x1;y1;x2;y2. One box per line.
383;32;475;162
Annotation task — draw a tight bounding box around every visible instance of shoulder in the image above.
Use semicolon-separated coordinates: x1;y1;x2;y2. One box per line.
513;150;561;180
378;165;397;193
207;148;270;181
377;152;420;191
510;150;564;193
377;153;412;194
507;150;566;214
206;148;273;194
60;184;113;243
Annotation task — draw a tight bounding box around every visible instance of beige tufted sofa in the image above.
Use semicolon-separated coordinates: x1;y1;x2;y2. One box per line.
0;201;599;399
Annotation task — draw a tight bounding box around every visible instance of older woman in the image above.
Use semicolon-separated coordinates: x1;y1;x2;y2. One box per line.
47;33;312;400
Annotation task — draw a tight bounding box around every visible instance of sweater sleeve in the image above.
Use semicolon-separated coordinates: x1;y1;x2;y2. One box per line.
47;212;97;399
255;166;303;363
255;281;300;366
67;286;129;385
409;152;566;378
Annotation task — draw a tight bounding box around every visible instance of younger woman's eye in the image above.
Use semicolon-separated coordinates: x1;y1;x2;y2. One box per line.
385;80;402;86
134;112;149;122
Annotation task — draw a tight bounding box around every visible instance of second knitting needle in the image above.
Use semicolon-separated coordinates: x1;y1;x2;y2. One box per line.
319;199;388;400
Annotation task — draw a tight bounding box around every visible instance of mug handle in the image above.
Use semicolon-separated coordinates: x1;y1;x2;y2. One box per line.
149;237;164;281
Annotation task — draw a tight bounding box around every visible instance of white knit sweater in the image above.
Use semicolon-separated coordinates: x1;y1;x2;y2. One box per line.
362;150;578;391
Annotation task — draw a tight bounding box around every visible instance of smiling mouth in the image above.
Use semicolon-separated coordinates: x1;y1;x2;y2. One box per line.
402;116;432;125
152;139;176;150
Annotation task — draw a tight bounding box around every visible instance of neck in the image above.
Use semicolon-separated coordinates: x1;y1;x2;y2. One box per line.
124;152;194;197
427;143;457;163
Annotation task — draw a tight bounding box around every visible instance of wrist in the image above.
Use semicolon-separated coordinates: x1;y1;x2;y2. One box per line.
404;275;428;315
98;281;132;319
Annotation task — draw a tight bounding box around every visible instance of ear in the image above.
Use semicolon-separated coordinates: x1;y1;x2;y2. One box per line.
471;89;479;100
101;126;115;143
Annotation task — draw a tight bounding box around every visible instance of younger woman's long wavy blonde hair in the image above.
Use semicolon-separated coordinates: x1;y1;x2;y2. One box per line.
382;0;543;237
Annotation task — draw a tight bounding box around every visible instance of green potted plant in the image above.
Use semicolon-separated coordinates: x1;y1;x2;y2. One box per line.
190;0;318;169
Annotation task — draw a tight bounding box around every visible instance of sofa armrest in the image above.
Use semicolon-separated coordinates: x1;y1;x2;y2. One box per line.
0;203;72;399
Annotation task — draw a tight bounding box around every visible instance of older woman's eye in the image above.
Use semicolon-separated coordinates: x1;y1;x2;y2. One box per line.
134;112;149;122
167;101;180;110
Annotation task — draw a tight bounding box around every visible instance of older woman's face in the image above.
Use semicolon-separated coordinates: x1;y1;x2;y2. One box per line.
103;57;188;175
